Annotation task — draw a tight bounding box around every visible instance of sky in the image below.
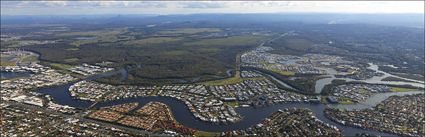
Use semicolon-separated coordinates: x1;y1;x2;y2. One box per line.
1;1;424;15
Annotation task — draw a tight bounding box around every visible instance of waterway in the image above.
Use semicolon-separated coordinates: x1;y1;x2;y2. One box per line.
314;63;425;94
0;71;32;79
38;81;402;136
74;36;97;40
331;91;424;110
34;70;421;136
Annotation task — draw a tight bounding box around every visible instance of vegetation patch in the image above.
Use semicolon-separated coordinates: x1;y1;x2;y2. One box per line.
161;50;189;56
64;58;79;63
66;48;80;51
226;102;240;107
194;131;220;137
338;97;355;104
197;48;221;53
202;71;242;86
59;28;126;37
0;61;16;66
159;28;221;34
125;37;183;46
184;35;266;47
270;68;295;76
203;71;266;86
390;87;417;92
285;38;314;51
60;28;128;46
21;55;38;62
50;63;73;70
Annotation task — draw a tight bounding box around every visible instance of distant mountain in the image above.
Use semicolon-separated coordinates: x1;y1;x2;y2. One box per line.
1;13;423;28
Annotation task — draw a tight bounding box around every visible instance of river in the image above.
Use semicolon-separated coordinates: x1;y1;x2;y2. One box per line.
314;63;425;94
331;91;424;110
38;82;400;136
1;71;32;79
32;69;421;136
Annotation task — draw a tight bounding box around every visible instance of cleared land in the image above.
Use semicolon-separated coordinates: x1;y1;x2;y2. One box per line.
184;36;265;46
285;38;313;51
159;28;221;34
125;37;183;46
59;28;129;46
389;87;417;92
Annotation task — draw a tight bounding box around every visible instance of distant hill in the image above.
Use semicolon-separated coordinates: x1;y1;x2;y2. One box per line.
2;13;424;28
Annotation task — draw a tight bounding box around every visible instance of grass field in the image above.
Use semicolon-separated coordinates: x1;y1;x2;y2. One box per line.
226;102;239;107
66;48;80;51
203;71;266;86
197;48;221;53
203;71;242;86
0;61;16;66
194;131;220;137
285;38;313;51
125;37;183;46
71;40;98;46
263;63;296;76
64;58;79;63
60;28;128;46
390;87;417;92
21;55;38;62
50;63;73;70
1;54;38;66
159;28;221;34
161;50;189;56
184;35;266;46
59;28;127;37
270;68;296;76
338;97;355;104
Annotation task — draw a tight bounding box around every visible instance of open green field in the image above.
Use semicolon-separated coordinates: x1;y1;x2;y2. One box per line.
226;102;240;107
50;63;73;70
1;54;16;66
203;71;242;86
58;28;127;37
390;87;417;92
184;35;265;46
285;38;314;51
203;71;266;86
0;61;16;66
64;58;79;63
338;97;355;104
66;48;80;51
262;63;296;76
161;50;189;56
59;28;129;46
269;68;296;76
159;28;221;34
194;131;220;137
265;37;314;56
125;37;183;46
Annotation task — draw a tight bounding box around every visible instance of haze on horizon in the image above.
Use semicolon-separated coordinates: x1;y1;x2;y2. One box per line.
1;1;424;15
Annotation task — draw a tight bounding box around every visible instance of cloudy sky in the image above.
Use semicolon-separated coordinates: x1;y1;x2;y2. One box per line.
1;1;424;15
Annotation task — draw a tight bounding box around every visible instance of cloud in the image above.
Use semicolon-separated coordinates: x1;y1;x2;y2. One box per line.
179;2;225;8
1;1;167;8
1;1;423;15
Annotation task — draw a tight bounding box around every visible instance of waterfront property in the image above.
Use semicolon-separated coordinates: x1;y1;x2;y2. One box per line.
227;108;341;136
325;94;425;137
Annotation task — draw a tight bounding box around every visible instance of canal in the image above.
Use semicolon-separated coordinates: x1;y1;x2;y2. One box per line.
34;69;421;136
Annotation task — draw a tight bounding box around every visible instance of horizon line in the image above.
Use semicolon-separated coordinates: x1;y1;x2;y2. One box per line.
2;12;425;16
